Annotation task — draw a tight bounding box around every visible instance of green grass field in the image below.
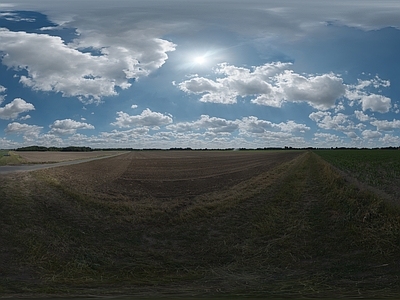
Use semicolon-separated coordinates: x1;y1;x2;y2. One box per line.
0;150;9;165
315;149;400;201
1;151;400;298
0;150;26;166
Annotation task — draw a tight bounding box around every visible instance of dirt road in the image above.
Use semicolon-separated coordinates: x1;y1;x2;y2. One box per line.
0;152;128;175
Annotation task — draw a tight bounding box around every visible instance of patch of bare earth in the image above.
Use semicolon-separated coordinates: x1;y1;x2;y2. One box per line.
40;150;302;204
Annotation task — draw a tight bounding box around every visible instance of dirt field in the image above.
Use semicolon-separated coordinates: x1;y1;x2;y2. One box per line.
14;151;126;163
41;150;301;202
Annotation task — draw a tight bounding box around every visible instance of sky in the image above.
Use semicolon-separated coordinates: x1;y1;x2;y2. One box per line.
1;0;400;149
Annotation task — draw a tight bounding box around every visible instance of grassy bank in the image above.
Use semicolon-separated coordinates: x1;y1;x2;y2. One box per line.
315;149;400;201
1;151;400;298
0;151;26;166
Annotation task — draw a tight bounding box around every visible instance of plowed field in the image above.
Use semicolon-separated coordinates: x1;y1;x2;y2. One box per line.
42;150;301;202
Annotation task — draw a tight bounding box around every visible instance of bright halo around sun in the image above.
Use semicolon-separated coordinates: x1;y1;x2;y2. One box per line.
194;55;206;65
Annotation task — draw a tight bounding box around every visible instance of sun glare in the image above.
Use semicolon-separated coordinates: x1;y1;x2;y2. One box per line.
194;56;206;65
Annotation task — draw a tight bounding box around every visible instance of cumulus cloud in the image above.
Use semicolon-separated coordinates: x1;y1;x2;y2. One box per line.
370;119;400;131
178;62;345;109
346;77;391;113
20;114;31;120
166;115;309;138
362;130;382;139
112;109;173;128
195;115;239;133
179;62;392;115
0;85;6;104
361;94;391;113
0;98;35;120
0;28;175;103
379;134;400;145
238;116;276;134
309;111;360;132
345;132;359;139
166;115;239;133
354;110;370;122
98;128;150;144
5;122;42;137
49;119;95;135
278;120;310;132
313;132;341;143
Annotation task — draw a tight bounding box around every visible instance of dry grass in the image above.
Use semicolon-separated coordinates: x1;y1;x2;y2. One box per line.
1;150;400;298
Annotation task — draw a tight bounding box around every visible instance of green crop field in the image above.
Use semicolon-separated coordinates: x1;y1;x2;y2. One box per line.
315;149;400;201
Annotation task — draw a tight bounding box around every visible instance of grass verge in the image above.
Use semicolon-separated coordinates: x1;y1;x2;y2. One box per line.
0;151;26;166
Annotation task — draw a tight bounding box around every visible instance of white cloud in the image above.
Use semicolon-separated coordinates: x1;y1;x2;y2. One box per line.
354;110;370;122
313;132;341;143
362;130;382;139
345;132;359;139
112;109;173;128
309;111;358;132
334;101;345;113
277;120;310;133
167;115;239;133
0;137;19;148
379;134;400;145
370;119;400;131
0;28;175;103
5;122;42;137
346;77;391;113
0;85;6;104
33;133;64;147
196;115;239;133
131;104;138;109
361;94;391;113
167;115;309;138
309;111;329;122
0;98;35;120
270;70;345;109
239;116;276;134
20;114;31;120
178;62;345;109
49;119;95;135
0;12;35;22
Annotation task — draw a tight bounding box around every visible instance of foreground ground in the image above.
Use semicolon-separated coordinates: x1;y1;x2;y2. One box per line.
1;150;400;298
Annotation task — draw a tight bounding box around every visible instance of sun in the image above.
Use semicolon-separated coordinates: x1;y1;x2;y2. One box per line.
194;56;206;65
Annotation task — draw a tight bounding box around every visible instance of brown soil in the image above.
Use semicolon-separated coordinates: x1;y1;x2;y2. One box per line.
41;150;301;202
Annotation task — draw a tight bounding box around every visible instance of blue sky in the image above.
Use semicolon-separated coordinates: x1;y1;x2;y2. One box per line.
1;0;400;149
